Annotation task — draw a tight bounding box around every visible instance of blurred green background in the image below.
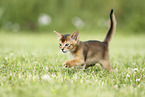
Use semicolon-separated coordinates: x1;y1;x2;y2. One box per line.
0;1;145;97
0;0;145;33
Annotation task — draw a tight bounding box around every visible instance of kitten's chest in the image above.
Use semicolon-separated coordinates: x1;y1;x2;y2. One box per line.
69;52;75;59
69;50;83;59
70;54;74;59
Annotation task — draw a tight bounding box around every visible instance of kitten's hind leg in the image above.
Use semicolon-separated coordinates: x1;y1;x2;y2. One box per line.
83;64;95;69
100;60;113;72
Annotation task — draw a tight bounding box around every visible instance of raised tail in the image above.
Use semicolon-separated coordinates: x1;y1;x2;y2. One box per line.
103;9;116;43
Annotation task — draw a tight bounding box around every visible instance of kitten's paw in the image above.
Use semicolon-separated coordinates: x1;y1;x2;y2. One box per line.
63;61;72;68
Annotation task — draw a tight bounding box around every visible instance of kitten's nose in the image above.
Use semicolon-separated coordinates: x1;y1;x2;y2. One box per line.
61;49;64;51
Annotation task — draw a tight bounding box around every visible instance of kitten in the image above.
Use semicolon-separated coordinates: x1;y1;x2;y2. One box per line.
54;9;116;72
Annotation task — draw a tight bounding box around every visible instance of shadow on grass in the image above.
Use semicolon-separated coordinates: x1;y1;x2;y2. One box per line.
59;66;102;76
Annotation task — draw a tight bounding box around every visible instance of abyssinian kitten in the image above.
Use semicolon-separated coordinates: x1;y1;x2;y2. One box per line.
54;9;116;72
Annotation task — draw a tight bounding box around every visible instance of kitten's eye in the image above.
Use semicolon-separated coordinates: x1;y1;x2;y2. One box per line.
65;43;69;46
59;43;62;47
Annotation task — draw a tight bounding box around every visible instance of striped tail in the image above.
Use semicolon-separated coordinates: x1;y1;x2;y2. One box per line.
103;9;116;43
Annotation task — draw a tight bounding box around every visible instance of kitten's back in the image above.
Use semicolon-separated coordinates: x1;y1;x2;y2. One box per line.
80;40;108;64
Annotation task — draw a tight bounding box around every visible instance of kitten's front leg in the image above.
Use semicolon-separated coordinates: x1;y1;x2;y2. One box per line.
63;58;84;68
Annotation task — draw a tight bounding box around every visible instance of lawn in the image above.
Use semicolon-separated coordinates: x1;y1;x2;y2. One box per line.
0;31;145;97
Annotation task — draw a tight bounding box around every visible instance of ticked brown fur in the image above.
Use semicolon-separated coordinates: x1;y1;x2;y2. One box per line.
55;9;116;72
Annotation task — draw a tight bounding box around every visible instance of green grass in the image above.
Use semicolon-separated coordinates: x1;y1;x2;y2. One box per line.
0;32;145;97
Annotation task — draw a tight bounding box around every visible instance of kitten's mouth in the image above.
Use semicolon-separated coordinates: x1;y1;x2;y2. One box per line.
62;51;67;53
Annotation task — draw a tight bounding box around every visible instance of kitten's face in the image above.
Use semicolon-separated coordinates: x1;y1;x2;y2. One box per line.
55;31;79;53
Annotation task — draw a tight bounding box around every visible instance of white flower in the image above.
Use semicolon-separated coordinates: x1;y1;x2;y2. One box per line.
38;14;51;25
5;57;8;60
19;74;21;79
136;78;140;81
80;79;83;83
0;64;4;68
72;17;85;29
134;68;138;71
114;68;118;72
114;85;118;88
42;74;51;80
51;74;56;78
22;55;25;58
126;74;130;77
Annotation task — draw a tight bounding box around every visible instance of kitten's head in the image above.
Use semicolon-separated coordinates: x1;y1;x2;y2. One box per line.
54;31;79;53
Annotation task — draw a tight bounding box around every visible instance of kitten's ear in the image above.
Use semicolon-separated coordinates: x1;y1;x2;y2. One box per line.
54;30;62;39
71;31;79;41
